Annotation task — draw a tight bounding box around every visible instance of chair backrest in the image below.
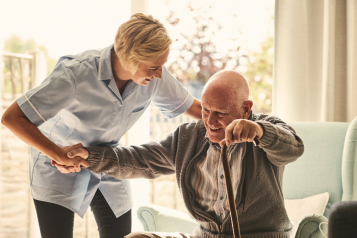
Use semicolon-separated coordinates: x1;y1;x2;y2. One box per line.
283;117;357;217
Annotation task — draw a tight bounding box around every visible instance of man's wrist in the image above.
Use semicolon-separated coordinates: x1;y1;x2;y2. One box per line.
84;146;103;170
257;123;265;139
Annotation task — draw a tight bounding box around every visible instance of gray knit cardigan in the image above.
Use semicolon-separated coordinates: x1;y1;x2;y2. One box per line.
85;113;304;238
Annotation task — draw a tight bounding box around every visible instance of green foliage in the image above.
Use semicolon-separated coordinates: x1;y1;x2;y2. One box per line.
4;35;40;54
47;58;58;76
3;35;57;75
164;3;242;85
243;37;273;114
2;35;58;99
163;1;273;114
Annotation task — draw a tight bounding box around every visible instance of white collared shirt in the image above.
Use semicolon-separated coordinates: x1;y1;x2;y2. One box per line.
189;138;244;223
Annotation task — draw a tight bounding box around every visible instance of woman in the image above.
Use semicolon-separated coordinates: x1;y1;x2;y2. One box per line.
1;13;201;238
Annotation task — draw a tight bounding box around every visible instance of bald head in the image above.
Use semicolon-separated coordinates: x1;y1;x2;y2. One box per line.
201;70;252;143
202;70;250;107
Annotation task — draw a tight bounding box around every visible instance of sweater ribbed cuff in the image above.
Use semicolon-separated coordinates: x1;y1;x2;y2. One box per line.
255;121;276;147
84;146;104;171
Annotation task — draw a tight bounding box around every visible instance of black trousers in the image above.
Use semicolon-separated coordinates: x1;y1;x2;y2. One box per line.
33;189;132;238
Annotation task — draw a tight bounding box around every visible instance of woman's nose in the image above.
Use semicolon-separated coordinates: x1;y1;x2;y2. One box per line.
154;67;163;79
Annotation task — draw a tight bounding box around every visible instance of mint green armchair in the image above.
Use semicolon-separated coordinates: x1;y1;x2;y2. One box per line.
137;118;357;237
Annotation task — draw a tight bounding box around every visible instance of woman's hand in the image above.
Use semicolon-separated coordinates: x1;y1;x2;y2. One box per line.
220;119;264;147
1;102;88;173
52;143;89;173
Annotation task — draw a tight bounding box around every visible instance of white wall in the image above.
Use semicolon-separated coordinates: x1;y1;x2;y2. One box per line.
128;0;150;232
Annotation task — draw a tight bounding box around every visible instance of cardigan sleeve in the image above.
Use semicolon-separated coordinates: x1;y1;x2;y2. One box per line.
85;122;201;179
255;115;304;166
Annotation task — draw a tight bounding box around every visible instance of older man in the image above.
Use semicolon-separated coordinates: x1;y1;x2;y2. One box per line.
66;70;304;238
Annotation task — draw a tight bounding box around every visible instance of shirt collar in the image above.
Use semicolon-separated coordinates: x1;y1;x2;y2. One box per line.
204;133;219;147
98;44;115;81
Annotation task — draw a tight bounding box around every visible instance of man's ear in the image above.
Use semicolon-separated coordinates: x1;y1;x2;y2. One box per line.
242;100;253;119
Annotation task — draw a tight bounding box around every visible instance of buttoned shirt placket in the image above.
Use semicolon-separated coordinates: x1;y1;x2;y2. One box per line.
190;137;243;223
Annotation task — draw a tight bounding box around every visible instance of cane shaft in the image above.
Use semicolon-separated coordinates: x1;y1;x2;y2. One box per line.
221;143;241;238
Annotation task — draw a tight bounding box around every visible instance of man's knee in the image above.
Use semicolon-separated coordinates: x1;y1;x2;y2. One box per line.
125;231;156;238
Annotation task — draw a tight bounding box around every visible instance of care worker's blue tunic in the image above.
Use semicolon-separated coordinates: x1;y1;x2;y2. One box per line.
16;44;194;217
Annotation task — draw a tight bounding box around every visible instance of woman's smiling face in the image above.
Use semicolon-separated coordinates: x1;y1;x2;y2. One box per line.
131;49;170;86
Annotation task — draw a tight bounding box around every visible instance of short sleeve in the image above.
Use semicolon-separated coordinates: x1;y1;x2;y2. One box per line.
152;66;194;119
16;61;76;127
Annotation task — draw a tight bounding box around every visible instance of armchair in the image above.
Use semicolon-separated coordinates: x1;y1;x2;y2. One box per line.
137;117;357;238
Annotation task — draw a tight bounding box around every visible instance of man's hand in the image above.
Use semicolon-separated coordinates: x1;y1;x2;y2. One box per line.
220;119;264;147
51;143;89;173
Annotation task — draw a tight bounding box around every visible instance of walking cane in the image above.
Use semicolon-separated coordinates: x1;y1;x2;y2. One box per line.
221;142;241;238
221;139;259;238
221;138;259;238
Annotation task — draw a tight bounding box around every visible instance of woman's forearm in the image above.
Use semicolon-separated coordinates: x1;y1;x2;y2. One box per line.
183;98;202;120
2;102;70;164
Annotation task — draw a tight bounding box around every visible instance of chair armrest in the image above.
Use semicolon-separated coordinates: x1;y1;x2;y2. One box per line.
137;204;199;234
295;214;328;238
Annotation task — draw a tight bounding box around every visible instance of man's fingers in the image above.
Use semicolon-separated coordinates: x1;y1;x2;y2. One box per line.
71;143;83;149
72;156;89;172
219;139;226;147
55;164;70;173
225;120;263;146
74;165;81;173
52;160;77;173
64;143;83;153
68;167;76;173
68;156;89;171
225;123;235;146
67;148;89;159
74;157;89;168
240;123;252;142
60;165;76;173
246;129;256;142
52;160;62;167
232;123;243;143
80;160;89;168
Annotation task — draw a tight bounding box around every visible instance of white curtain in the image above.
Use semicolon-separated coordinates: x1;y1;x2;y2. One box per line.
273;0;357;122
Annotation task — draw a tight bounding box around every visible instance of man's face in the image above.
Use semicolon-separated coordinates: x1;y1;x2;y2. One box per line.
201;92;244;144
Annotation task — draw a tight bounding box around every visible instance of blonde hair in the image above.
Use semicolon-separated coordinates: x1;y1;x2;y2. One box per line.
114;13;172;74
